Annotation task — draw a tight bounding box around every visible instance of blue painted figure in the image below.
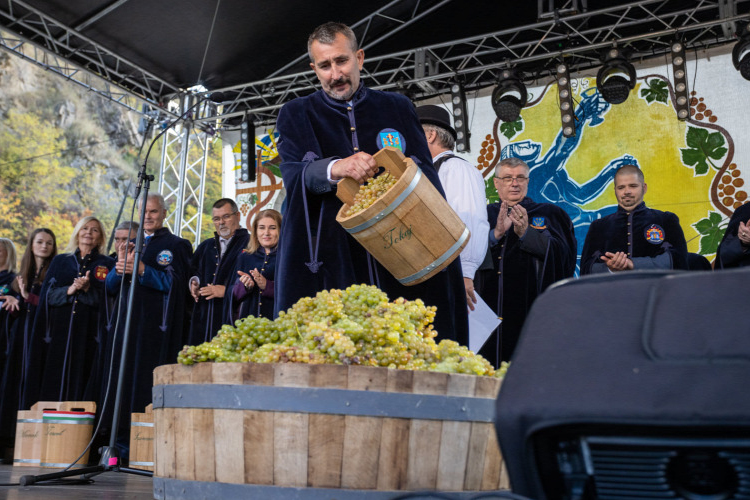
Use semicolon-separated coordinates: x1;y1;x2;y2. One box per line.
500;87;641;270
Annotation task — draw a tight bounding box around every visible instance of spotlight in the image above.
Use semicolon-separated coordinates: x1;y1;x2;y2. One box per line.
556;63;576;137
491;69;527;123
671;40;690;121
596;47;636;104
450;82;471;153
732;24;750;81
240;118;255;182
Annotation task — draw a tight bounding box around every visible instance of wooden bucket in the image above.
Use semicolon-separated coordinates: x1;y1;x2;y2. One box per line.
13;401;93;467
335;147;469;286
40;401;96;468
152;363;508;499
130;403;154;471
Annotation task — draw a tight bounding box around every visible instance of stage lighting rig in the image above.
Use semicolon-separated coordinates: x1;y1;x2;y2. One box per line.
733;23;750;81
450;82;471;153
596;47;636;104
556;63;576;137
240;117;254;182
491;69;528;123
671;40;690;121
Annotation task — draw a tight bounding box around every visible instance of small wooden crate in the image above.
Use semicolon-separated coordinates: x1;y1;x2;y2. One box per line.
130;404;154;471
152;363;508;498
335;147;469;286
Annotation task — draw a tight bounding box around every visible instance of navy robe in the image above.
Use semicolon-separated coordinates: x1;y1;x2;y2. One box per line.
581;202;688;274
0;270;18;449
23;250;114;406
225;248;277;322
275;85;468;344
476;197;576;364
0;270;17;373
716;202;750;269
99;227;191;451
186;228;249;344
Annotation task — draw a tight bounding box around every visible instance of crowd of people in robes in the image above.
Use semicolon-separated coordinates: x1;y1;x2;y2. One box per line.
1;20;749;468
0;196;282;463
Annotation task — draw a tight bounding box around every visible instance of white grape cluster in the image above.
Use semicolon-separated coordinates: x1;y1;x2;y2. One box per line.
178;284;506;378
345;173;398;216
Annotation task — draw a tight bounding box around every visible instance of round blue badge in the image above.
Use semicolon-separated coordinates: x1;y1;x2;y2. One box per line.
156;249;174;266
377;128;405;152
644;224;665;244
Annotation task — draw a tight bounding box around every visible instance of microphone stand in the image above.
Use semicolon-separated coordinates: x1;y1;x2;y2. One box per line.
19;93;214;486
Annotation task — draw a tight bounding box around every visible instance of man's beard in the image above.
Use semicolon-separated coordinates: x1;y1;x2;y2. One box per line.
325;78;356;101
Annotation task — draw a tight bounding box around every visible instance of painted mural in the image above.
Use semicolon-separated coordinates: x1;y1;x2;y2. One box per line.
224;51;748;267
472;51;747;266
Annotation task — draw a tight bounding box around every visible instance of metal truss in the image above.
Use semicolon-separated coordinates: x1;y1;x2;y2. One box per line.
157;95;218;247
0;0;179;117
208;0;750;125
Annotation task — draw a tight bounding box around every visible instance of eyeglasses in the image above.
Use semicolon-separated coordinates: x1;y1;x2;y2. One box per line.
495;175;529;185
212;213;238;223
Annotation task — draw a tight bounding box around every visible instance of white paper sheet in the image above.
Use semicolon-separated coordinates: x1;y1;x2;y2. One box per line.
468;294;501;354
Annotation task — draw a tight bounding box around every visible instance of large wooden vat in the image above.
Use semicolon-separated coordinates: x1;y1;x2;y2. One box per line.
152;363;508;499
335;147;469;286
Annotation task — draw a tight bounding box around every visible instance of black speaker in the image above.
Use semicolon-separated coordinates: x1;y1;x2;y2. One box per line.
495;268;750;500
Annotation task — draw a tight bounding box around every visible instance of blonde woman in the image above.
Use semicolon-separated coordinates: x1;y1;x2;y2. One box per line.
25;217;114;405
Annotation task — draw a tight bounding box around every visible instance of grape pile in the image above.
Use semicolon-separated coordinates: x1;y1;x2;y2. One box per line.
178;284;506;378
345;172;398;216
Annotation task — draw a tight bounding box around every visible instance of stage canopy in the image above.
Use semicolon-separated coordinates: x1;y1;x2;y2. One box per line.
1;0;749;125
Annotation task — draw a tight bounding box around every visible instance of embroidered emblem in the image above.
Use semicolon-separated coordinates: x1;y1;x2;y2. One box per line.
644;224;665;244
94;266;109;281
530;217;547;230
156;249;174;266
0;285;8;295
377;129;405;151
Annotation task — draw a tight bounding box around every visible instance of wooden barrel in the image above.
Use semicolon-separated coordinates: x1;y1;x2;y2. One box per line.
153;363;508;499
13;401;94;468
335;147;469;286
130;403;154;471
40;402;96;468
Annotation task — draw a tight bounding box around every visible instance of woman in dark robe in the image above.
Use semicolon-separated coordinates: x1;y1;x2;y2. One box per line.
225;209;281;323
0;229;56;456
24;217;114;407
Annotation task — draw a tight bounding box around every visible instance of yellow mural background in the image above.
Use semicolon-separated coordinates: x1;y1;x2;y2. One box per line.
510;77;717;254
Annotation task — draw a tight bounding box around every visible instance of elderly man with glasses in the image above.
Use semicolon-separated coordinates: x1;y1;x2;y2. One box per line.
476;157;577;365
187;198;250;345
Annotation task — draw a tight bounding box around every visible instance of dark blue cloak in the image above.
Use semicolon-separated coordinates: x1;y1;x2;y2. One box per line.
98;227;192;448
275;85;468;344
476;197;576;364
581;202;688;274
716;202;750;269
225;247;277;322
186;228;249;344
23;250;114;406
0;270;18;448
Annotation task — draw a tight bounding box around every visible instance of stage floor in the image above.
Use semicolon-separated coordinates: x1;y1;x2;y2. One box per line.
0;465;153;499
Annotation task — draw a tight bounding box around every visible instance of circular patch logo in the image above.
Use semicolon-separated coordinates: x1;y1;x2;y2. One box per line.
644;224;665;244
156;249;174;266
377;128;405;152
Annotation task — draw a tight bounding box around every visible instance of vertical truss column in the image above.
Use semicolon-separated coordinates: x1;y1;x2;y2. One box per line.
157;95;214;247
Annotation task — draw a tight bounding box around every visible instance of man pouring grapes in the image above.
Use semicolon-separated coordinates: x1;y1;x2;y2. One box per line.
274;21;468;343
